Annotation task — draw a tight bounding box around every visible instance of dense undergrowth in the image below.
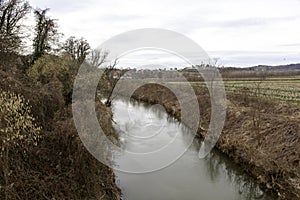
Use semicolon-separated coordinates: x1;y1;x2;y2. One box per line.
0;58;121;199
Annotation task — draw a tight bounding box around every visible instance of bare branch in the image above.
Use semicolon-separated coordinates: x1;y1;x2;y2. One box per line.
64;36;91;64
89;49;109;68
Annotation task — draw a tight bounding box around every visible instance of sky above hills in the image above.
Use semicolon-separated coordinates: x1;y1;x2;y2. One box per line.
28;0;300;67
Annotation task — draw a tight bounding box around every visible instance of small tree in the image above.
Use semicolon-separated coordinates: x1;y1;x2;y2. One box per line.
63;36;91;64
103;59;122;107
32;8;59;62
0;0;30;68
89;49;108;67
88;49;125;107
202;58;222;99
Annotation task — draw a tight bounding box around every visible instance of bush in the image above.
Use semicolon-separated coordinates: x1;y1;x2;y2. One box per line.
0;90;41;199
0;90;41;153
27;53;79;104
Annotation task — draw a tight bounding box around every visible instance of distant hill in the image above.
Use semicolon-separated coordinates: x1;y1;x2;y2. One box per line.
248;63;300;71
224;63;300;71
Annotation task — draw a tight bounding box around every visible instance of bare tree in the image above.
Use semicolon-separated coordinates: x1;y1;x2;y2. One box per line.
88;49;126;107
32;8;58;62
63;36;91;64
0;0;30;35
0;0;30;68
90;49;108;67
103;59;121;107
203;58;222;99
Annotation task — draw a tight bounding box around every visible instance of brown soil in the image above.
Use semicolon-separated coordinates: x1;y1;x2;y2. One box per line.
126;82;300;200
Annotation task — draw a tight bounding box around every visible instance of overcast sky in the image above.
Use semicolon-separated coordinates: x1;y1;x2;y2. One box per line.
27;0;300;67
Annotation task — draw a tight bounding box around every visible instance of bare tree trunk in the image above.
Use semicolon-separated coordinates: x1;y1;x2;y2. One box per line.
105;78;119;107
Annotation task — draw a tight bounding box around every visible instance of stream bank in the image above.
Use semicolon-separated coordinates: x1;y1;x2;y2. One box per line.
116;82;299;200
112;98;276;200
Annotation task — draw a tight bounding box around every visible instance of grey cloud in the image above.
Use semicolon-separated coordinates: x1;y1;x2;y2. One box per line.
208;50;300;67
217;15;300;28
30;0;86;12
98;14;145;22
216;18;267;28
116;50;300;68
279;43;300;47
166;15;300;34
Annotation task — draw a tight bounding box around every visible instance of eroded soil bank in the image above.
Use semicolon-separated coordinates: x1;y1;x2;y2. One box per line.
119;82;299;200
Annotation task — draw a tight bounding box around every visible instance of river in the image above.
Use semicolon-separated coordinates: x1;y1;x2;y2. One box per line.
111;98;274;200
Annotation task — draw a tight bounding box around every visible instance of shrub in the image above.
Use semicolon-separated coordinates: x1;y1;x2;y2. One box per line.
0;90;41;153
0;90;41;199
27;53;79;104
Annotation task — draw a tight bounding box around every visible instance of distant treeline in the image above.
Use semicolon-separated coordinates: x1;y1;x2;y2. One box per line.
220;64;300;78
183;64;300;80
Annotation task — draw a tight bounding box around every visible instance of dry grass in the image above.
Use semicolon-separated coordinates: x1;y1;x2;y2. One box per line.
126;82;300;200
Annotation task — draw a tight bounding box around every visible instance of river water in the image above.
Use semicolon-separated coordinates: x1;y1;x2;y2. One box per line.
111;98;274;200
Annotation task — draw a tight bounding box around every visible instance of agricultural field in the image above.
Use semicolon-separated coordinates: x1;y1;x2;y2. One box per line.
224;80;300;102
168;76;300;103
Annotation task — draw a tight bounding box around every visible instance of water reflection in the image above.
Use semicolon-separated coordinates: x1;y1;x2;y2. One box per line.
202;149;274;200
112;98;274;200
